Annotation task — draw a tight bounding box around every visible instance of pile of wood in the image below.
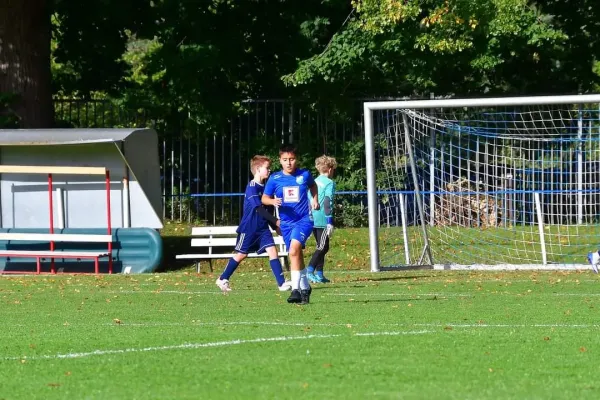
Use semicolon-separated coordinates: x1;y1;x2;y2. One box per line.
434;177;501;227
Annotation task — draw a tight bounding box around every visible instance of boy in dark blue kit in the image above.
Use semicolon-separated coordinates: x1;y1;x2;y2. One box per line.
216;155;291;293
262;144;319;304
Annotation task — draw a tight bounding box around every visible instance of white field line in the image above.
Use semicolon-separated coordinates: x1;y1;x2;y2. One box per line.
5;330;433;361
103;290;600;297
105;290;472;296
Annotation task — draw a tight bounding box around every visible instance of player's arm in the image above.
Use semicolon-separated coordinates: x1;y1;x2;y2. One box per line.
323;196;332;216
309;182;319;211
256;206;279;229
262;178;282;207
323;181;335;216
324;182;334;236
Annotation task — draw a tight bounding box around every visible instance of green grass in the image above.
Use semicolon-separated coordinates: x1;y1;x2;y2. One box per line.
377;224;600;266
160;220;372;273
161;220;600;272
2;270;600;399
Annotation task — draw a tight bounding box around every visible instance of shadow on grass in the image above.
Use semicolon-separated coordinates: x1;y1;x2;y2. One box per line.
158;235;196;272
364;275;436;282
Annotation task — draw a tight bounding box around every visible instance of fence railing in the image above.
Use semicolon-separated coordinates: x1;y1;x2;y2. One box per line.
54;98;369;225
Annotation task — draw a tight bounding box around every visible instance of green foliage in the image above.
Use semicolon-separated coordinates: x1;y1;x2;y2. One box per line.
331;140;369;228
51;0;154;96
97;0;352;138
284;0;600;98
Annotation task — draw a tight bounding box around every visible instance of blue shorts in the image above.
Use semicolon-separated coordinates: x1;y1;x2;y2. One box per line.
235;229;275;255
280;219;314;249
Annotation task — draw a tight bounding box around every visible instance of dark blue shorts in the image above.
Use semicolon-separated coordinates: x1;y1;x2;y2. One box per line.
235;229;275;255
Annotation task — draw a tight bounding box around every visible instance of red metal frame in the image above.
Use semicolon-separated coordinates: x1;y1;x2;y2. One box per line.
0;252;104;274
48;173;56;273
105;170;113;274
0;168;113;275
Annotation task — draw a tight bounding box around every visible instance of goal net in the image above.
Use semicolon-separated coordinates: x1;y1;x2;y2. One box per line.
364;95;600;271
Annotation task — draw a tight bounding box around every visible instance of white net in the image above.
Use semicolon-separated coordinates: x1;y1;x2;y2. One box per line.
374;103;600;267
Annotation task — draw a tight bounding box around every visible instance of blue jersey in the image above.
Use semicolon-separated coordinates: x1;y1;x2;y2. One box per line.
264;168;315;223
237;180;271;234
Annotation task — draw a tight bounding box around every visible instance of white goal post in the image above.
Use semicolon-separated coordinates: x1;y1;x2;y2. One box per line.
364;94;600;272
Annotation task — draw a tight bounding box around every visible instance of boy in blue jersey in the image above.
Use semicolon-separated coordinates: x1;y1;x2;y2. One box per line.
216;155;292;293
262;144;319;305
307;155;337;284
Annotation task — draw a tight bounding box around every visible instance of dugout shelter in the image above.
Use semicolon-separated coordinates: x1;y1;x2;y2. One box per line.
0;128;162;230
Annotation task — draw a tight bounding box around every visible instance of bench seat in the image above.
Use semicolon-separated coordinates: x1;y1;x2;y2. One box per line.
0;233;113;274
175;226;289;273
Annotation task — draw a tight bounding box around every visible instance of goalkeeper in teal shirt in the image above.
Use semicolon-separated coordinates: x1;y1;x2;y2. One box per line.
307;155;337;283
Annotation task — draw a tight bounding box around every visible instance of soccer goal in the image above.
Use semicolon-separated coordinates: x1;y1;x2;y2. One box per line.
364;94;600;272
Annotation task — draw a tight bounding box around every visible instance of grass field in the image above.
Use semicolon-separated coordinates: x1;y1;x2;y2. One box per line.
2;269;600;399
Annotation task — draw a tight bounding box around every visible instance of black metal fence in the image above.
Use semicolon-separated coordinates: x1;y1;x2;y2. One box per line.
53;98;369;225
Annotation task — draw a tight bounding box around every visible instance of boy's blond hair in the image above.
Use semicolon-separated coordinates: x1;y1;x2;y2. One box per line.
315;155;337;174
250;155;271;175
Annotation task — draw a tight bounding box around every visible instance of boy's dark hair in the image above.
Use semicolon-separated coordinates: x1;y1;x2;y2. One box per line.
279;143;297;155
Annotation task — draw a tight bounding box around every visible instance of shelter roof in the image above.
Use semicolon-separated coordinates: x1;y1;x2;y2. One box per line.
0;129;153;146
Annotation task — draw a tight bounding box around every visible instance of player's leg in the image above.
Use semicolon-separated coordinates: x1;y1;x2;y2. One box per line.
308;227;327;283
285;221;313;304
314;234;331;283
216;232;252;292
216;252;247;292
285;239;304;302
259;230;292;290
307;228;320;283
280;223;302;302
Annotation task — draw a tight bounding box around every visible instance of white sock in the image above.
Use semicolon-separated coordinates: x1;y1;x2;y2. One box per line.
299;269;310;290
291;270;301;290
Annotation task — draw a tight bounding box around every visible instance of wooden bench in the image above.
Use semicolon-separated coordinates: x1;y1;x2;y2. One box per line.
176;226;289;273
0;233;113;274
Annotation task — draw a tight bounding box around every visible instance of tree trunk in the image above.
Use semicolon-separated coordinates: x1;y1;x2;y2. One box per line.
0;0;54;128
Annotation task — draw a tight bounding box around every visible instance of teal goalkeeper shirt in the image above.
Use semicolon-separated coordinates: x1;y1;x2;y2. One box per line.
311;175;336;228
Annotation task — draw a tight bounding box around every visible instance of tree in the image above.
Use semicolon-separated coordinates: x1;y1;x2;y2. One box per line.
118;0;352;134
51;0;154;96
284;0;600;99
0;0;153;128
0;0;54;128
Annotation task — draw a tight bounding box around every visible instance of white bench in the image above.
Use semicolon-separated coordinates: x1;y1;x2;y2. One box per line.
176;226;289;273
0;233;113;274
